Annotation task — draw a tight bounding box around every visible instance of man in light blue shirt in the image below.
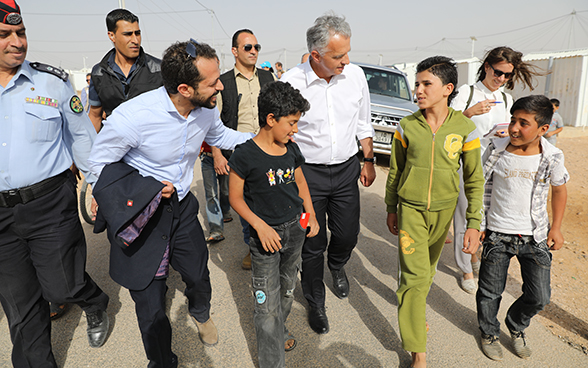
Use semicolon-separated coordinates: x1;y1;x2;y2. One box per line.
88;39;252;368
0;2;110;366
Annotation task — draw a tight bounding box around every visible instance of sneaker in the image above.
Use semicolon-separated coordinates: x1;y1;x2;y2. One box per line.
510;330;532;359
481;334;503;361
460;276;476;294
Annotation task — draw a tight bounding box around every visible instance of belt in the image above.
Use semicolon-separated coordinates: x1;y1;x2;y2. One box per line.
0;171;69;208
200;151;213;157
305;156;356;168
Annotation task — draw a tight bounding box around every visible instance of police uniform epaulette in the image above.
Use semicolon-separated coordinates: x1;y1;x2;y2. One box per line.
30;62;69;82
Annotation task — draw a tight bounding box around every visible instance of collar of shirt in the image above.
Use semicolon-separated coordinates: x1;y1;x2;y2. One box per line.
1;62;33;91
475;80;502;99
234;65;258;81
107;52;139;82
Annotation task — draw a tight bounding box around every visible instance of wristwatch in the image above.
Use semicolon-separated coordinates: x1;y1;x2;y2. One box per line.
363;157;376;164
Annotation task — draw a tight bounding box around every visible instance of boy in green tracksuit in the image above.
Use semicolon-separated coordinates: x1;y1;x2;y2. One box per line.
385;56;485;368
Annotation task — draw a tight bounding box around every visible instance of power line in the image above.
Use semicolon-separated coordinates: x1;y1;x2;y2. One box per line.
193;0;231;39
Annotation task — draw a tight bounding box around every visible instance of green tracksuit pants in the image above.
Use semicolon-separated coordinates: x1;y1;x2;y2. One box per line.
396;202;456;352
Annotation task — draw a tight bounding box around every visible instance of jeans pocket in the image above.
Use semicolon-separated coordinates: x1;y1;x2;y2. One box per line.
531;241;552;268
482;231;506;264
252;276;269;313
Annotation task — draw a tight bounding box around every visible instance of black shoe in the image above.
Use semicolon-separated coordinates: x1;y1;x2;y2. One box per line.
86;309;109;348
308;307;329;334
331;268;349;299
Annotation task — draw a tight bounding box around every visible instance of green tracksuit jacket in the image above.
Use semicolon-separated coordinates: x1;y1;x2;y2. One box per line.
385;108;484;230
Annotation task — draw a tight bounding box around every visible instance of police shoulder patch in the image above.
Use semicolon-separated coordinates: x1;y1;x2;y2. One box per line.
70;96;84;113
30;62;69;82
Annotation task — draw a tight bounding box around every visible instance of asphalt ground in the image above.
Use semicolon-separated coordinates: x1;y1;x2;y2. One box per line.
1;161;586;367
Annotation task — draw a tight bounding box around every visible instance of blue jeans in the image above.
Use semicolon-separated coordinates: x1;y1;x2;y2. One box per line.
200;155;230;234
250;215;306;368
476;231;552;337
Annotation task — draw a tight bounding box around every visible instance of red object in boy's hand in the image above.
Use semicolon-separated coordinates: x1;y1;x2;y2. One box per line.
300;213;309;228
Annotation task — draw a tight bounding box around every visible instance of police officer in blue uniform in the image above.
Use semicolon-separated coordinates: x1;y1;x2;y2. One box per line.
0;1;110;366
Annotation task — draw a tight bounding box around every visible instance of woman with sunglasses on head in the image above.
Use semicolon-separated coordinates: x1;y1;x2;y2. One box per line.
450;46;541;294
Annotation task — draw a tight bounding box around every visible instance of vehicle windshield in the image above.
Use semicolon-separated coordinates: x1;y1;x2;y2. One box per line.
362;67;411;101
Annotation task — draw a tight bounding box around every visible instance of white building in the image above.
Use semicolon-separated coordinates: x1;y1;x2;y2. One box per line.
508;49;588;128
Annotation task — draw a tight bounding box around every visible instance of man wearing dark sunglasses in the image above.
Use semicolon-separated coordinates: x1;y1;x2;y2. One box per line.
88;39;254;368
202;29;275;270
88;9;163;133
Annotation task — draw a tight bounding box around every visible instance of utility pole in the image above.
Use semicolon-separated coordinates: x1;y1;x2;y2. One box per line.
470;36;477;58
118;0;125;9
208;9;214;48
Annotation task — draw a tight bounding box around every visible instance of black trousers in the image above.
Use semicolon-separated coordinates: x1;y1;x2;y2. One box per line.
300;157;361;308
0;172;109;368
129;192;211;368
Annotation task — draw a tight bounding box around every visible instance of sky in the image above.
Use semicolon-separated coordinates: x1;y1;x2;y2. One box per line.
21;0;588;72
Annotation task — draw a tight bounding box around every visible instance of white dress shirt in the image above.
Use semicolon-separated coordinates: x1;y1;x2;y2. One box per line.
451;81;514;155
281;61;373;165
88;87;253;200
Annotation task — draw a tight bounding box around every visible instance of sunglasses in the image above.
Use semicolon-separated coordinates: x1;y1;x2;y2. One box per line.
243;44;261;52
186;38;199;58
489;64;514;79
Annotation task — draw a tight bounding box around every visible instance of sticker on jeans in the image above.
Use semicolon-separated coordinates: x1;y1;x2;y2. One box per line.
255;290;266;304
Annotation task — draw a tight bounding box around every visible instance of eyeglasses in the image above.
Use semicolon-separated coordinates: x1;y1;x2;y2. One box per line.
243;44;261;52
186;38;199;59
489;64;514;79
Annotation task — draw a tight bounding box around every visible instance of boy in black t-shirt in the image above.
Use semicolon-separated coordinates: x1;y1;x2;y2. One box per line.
228;81;319;368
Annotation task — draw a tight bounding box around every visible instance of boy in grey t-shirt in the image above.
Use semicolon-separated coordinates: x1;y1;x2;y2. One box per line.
545;98;564;146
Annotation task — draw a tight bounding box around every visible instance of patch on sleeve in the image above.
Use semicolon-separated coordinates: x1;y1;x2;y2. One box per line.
29;62;69;82
69;96;84;113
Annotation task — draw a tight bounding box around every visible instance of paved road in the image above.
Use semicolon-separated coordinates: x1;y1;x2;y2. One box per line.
1;162;586;367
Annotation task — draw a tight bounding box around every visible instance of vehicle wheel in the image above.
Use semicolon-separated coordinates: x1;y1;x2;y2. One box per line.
79;179;95;225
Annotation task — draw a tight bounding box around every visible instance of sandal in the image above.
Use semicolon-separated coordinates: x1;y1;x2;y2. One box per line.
223;215;233;223
50;303;67;320
285;332;297;352
206;233;225;243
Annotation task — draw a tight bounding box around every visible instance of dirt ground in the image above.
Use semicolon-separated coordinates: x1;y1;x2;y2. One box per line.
476;135;588;354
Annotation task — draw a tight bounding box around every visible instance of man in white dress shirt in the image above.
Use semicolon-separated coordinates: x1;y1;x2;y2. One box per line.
281;13;375;334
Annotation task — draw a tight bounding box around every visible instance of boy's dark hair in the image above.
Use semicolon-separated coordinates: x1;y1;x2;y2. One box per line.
106;9;139;33
161;40;218;95
258;81;310;128
232;29;254;48
550;98;560;107
416;56;458;105
477;46;542;91
510;95;554;127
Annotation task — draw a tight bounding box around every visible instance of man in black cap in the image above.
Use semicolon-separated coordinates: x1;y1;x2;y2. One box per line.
0;1;110;366
88;8;162;132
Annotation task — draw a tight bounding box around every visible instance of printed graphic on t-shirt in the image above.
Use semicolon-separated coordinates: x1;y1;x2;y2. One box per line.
266;167;295;186
503;168;537;181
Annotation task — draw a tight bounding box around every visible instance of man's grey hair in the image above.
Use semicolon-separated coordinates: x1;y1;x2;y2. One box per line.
306;13;352;54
